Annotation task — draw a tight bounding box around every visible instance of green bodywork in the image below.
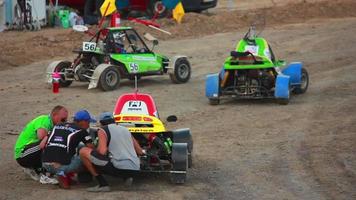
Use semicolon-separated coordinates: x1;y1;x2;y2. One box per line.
223;37;286;70
111;53;166;74
92;27;168;75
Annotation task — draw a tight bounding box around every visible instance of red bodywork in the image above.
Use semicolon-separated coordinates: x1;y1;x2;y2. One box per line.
114;93;159;117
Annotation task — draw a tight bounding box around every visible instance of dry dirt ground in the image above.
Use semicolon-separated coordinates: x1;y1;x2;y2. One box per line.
1;1;356;200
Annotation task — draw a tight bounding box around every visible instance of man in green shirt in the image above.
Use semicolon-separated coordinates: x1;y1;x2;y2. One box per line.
14;105;68;183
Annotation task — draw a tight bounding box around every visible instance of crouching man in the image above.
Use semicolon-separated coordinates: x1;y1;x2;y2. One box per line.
42;110;96;189
79;112;144;192
14;105;68;184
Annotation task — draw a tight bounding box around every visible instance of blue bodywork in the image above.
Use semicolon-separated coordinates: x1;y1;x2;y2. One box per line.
206;73;220;99
282;62;303;86
274;74;290;99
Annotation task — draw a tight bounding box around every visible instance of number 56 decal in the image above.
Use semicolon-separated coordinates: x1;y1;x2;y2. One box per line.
130;63;139;73
82;42;96;52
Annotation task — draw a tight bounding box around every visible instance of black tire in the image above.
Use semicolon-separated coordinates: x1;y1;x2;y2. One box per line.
172;129;193;168
54;62;73;87
209;98;220;105
293;68;309;94
170;143;188;184
170;58;191;84
147;0;169;18
99;66;121;91
83;0;102;24
188;153;193;169
84;0;95;16
277;98;290;105
95;0;104;17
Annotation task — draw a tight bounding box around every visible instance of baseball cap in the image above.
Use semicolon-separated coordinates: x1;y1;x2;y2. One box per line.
99;112;113;121
99;112;114;124
73;110;97;123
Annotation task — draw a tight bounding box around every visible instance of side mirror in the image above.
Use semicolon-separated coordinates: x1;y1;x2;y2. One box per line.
166;115;178;122
153;39;159;46
144;33;159;51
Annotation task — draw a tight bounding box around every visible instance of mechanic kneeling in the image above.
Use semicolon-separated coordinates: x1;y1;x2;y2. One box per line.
42;110;96;189
79;112;144;192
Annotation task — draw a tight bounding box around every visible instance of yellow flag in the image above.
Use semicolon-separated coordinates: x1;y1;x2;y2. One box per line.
100;0;117;17
173;2;185;24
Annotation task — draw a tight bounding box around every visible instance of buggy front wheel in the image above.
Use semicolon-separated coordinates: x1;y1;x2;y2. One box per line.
54;61;73;87
169;58;191;84
99;66;121;91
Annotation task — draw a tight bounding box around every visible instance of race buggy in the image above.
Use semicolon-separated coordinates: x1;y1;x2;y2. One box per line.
205;26;309;105
112;91;193;184
46;27;191;91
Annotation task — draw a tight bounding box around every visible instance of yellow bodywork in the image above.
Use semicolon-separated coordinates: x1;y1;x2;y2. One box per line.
114;114;166;133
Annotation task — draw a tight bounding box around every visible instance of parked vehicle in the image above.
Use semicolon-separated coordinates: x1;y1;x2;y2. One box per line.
56;0;218;18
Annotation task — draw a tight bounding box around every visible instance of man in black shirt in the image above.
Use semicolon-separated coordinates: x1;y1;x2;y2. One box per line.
42;110;96;189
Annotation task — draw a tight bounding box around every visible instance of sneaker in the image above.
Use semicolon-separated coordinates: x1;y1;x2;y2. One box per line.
57;175;70;189
40;174;59;185
86;185;111;192
124;177;133;187
23;168;40;181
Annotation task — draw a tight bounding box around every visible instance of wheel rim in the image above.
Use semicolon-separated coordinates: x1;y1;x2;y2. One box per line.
178;64;189;79
154;1;166;14
105;70;118;86
55;66;66;82
300;71;308;90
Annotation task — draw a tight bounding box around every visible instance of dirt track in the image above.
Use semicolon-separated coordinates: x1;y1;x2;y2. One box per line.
1;1;356;200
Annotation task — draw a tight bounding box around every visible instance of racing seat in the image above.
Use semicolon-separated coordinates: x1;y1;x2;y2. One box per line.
230;51;264;65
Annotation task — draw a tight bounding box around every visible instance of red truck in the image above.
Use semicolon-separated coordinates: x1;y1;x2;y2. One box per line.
58;0;218;18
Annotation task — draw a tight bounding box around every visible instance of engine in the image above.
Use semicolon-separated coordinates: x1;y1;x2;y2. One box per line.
133;133;173;170
233;69;276;97
73;54;99;81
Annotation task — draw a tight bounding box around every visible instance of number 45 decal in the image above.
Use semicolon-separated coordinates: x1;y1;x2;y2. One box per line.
130;63;139;73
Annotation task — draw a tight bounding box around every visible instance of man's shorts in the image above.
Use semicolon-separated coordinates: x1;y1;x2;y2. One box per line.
90;150;137;178
42;156;82;175
16;141;42;170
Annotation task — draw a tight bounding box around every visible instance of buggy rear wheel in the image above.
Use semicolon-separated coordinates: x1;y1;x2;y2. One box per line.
170;143;188;184
277;98;290;105
293;68;309;94
99;66;121;91
173;129;193;168
54;62;73;87
209;98;220;105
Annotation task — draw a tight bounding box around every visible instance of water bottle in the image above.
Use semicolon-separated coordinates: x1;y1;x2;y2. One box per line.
52;72;60;94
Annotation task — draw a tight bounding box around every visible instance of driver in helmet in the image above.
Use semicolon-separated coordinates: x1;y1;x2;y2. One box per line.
236;26;274;61
113;33;126;54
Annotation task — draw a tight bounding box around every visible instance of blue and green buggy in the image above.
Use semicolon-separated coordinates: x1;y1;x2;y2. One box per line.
205;27;309;105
